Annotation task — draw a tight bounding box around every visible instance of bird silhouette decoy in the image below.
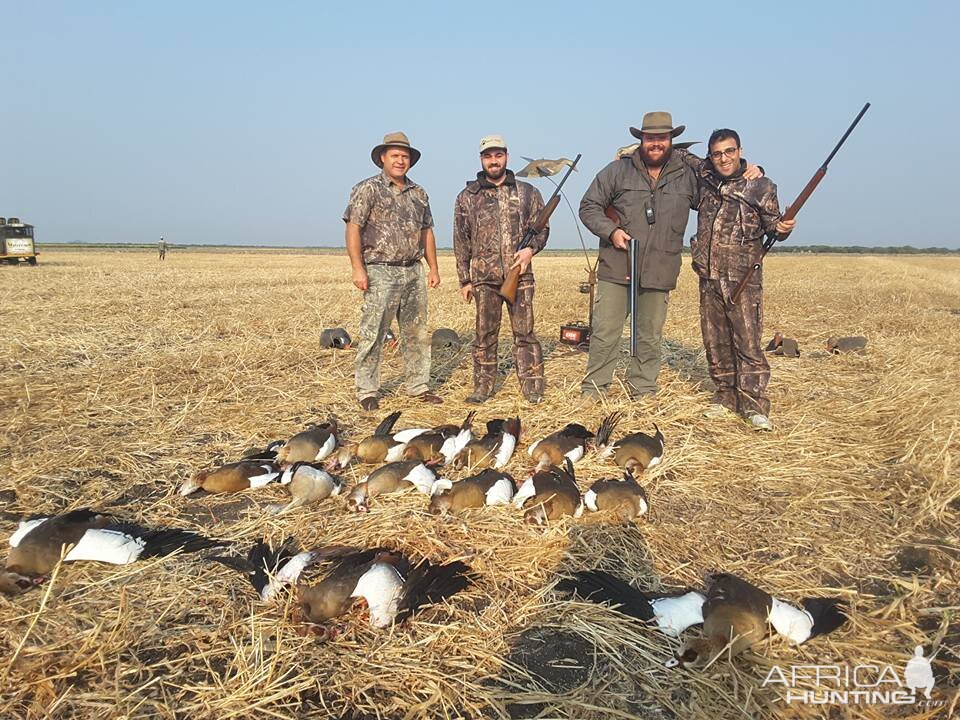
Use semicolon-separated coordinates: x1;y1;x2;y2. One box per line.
516;157;577;178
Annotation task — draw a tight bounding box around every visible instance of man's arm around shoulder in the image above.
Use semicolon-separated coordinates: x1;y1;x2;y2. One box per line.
579;160;624;243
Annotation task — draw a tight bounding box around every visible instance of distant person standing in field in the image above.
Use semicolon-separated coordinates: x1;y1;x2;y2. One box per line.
453;135;548;405
689;129;794;430
343;132;443;412
158;236;167;260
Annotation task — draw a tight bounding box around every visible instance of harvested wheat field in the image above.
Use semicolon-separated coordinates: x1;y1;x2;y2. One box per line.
0;249;957;719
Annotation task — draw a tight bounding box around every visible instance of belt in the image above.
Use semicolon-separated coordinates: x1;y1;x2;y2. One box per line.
366;259;420;267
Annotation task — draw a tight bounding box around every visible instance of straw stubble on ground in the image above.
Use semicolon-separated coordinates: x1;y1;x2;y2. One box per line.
0;250;957;719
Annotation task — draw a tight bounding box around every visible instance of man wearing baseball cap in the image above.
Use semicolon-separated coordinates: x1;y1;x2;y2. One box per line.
453;135;549;404
343;132;442;412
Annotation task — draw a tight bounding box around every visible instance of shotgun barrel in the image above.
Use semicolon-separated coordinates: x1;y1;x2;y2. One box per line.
730;103;870;303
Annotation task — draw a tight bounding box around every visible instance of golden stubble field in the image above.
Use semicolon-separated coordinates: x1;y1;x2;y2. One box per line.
0;249;957;719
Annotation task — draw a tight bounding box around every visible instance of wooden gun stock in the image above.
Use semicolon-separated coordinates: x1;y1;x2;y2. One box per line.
497;152;579;305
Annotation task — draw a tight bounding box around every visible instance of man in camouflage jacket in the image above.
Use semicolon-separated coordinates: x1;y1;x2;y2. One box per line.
453;135;548;404
690;128;794;429
343;132;443;412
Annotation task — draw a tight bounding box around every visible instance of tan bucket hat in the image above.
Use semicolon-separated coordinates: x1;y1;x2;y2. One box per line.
629;111;685;140
371;132;421;168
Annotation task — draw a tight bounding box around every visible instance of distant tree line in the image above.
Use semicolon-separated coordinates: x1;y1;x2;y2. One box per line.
38;242;960;255
768;245;960;254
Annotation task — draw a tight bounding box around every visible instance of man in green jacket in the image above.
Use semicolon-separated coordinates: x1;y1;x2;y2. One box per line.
578;112;698;400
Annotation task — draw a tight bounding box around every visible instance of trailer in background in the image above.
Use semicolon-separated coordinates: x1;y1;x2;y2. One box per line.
0;217;38;265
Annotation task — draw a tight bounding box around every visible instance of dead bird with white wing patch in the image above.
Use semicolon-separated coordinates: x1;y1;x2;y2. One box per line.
296;547;475;631
428;468;517;514
2;508;223;594
513;458;583;525
450;417;520;471
583;470;649;523
268;461;345;514
346;460;442;512
276;419;340;466
594;411;665;473
527;413;620;472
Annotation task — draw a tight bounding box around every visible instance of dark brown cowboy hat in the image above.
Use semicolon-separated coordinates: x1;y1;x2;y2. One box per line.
371;132;421;168
629;111;685;140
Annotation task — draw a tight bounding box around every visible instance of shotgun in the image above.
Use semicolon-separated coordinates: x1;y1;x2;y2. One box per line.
730;103;870;304
499;154;581;304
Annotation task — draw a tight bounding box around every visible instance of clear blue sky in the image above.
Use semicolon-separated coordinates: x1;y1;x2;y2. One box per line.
4;1;957;248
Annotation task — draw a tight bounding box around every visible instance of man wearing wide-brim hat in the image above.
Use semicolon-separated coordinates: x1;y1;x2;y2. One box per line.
577;112;700;401
343;132;443;411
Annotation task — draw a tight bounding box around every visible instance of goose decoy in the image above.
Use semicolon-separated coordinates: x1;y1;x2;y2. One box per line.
296;548;474;629
528;413;618;472
268;462;344;514
346;461;439;512
276;420;340;466
320;328;352;350
595;417;665;474
764;331;785;352
428;469;517;514
557;569;706;636
2;508;221;593
826;336;867;354
430;328;461;350
669;572;848;669
515;156;577;178
513;459;583;525
330;411;430;468
179;460;282;496
583;471;649;523
451;417;520;471
401;411;475;465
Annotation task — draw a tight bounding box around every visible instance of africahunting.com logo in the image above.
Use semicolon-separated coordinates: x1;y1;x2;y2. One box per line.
762;645;944;707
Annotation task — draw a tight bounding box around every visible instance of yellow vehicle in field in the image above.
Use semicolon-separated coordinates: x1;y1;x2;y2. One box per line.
0;217;38;265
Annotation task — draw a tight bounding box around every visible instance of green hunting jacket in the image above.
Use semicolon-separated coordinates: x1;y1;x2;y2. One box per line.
579;151;698;290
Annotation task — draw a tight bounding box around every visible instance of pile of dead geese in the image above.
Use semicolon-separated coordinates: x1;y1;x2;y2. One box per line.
1;409;848;669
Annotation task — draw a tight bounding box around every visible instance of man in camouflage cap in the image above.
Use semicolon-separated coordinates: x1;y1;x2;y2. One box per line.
690;128;794;430
344;132;442;412
453;135;548;404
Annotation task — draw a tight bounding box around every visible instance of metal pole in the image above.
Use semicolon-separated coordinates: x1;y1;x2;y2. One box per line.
629;238;637;358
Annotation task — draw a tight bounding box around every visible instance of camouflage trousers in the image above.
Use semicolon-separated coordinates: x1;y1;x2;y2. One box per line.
699;276;770;416
355;263;431;401
473;282;544;398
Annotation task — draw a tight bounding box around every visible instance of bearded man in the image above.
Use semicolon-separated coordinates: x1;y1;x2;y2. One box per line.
453;135;548;404
578;111;701;400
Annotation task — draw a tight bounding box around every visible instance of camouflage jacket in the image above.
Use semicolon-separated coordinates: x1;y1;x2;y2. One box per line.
690;160;783;281
579;151;698;290
453;171;548;287
342;172;434;264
